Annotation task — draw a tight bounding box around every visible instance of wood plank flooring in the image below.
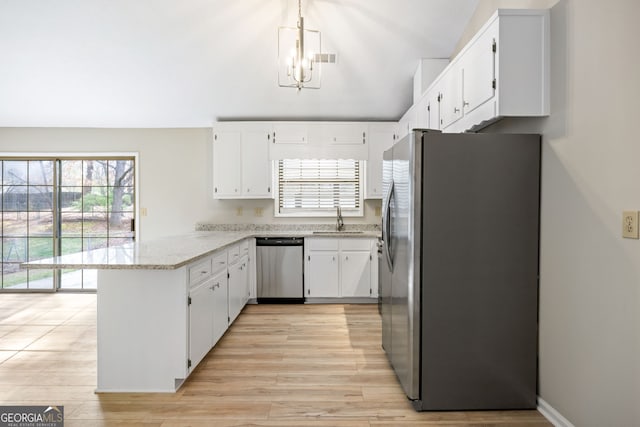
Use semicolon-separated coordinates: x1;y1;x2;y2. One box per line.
0;294;551;426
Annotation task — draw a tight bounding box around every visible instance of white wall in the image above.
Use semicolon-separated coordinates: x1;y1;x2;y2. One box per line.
459;1;640;426
0;127;381;240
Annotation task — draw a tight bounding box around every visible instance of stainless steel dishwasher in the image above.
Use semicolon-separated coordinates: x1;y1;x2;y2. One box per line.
256;237;304;303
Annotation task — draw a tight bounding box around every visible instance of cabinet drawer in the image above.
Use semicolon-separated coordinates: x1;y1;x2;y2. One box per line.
340;238;373;251
211;251;228;274
189;257;212;287
227;244;241;265
306;237;339;251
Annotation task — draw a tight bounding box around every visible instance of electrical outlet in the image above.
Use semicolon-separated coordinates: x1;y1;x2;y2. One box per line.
374;206;382;217
140;207;148;217
254;207;263;217
236;207;243;217
622;210;639;239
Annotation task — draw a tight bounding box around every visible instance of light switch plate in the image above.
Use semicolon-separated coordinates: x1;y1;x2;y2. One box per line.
622;210;639;239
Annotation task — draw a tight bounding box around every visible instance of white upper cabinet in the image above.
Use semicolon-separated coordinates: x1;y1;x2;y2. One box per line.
213;124;273;199
439;61;464;129
366;123;396;199
461;19;498;117
398;104;417;140
273;123;308;144
269;122;369;160
409;8;550;134
323;123;368;146
212;130;242;198
242;128;272;197
426;87;442;131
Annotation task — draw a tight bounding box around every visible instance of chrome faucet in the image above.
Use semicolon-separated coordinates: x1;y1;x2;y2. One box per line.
336;206;344;231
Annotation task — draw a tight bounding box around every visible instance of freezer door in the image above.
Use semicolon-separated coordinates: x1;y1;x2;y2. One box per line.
380;147;394;354
389;131;422;401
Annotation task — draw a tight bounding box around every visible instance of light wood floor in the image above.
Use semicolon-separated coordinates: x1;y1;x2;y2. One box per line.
0;293;551;426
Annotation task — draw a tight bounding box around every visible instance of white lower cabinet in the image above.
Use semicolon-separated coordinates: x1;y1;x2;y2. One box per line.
211;269;229;345
306;251;340;297
305;237;377;299
188;239;251;375
228;254;249;323
188;277;215;370
340;251;371;297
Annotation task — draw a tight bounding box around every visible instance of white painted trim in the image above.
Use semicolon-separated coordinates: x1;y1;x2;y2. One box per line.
538;397;575;427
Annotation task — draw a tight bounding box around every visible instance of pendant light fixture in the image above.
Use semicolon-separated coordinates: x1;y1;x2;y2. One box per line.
278;0;322;90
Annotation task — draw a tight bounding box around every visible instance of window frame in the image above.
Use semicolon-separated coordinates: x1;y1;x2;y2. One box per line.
0;152;139;292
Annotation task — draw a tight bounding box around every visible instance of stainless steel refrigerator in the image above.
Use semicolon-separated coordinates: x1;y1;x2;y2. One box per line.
380;130;540;411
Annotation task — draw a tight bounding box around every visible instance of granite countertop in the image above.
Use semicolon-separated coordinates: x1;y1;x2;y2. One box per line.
23;225;381;271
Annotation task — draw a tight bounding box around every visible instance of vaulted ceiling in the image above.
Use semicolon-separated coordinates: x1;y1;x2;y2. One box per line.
0;0;479;127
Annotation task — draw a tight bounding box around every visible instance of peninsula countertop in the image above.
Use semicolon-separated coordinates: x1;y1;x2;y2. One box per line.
22;228;381;270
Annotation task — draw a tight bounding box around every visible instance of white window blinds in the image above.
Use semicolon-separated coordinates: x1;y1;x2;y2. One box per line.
277;159;363;216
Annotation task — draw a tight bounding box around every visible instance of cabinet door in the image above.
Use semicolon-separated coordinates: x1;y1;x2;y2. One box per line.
426;89;441;130
324;123;367;145
414;95;429;130
273;123;308;144
306;251;339;297
239;255;249;306
370;240;379;299
211;269;228;345
213;130;242;198
189;279;214;370
366;124;396;199
462;21;497;115
398;105;416;140
228;257;248;324
242;129;272;198
439;64;463;129
340;251;371;297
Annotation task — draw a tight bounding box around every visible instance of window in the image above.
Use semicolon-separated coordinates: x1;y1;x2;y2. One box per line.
276;159;363;217
1;157;136;292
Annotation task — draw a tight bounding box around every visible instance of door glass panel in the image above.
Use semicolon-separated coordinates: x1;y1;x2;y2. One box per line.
28;212;53;237
1;157;135;291
61;238;82;255
60;160;83;186
3;161;27;185
3;212;28;236
28;161;54;185
27;270;54;289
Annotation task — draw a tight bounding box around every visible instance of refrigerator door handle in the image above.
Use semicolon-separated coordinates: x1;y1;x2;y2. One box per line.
382;181;394;271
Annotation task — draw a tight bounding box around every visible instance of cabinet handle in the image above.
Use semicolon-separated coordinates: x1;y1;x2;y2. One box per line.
454;107;460;113
218;261;225;265
247;188;250;192
332;256;335;261
200;270;208;275
463;101;469;107
307;289;310;295
345;256;349;261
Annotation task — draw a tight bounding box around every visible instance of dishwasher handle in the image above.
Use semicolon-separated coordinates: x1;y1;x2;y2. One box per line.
256;237;304;246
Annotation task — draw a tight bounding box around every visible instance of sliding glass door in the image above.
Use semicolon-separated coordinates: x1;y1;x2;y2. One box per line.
1;160;55;290
0;157;135;291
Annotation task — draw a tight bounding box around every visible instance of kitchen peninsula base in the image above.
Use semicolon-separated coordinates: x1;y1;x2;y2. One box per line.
97;268;189;392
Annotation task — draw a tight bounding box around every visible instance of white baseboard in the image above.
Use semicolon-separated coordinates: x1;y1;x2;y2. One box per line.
538;397;575;427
